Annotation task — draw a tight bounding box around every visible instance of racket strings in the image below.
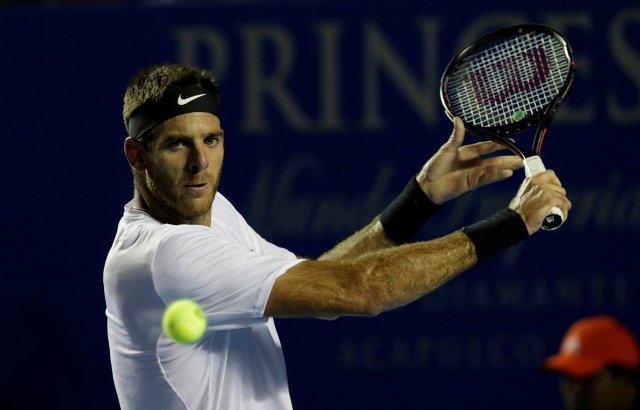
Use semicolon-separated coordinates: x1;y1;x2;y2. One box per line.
447;31;570;128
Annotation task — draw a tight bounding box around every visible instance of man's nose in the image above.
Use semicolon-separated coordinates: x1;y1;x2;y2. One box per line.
187;145;209;173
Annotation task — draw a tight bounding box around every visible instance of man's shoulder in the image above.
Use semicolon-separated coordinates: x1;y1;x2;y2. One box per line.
212;192;240;218
115;206;208;251
211;192;252;231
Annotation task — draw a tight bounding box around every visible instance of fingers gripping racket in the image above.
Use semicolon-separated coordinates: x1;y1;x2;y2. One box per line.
440;24;575;230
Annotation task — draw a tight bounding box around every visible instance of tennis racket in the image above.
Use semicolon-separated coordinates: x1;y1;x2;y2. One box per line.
440;24;575;230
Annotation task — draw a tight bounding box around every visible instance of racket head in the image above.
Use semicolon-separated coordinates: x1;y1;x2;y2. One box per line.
440;24;575;156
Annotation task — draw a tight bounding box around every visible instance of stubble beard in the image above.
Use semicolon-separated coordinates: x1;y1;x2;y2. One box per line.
143;165;222;224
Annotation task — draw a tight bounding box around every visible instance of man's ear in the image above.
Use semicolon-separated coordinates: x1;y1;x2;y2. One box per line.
124;137;146;171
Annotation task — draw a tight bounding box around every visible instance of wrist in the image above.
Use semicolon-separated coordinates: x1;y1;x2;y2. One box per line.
415;169;442;205
463;208;529;263
380;176;442;243
421;184;444;206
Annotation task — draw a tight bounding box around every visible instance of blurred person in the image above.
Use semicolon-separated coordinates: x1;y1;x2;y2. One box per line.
543;315;640;410
104;62;572;409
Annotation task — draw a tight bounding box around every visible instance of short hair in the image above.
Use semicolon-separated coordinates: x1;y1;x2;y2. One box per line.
122;63;220;143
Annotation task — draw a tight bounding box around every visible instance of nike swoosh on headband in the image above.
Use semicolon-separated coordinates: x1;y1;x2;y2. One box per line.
177;93;207;105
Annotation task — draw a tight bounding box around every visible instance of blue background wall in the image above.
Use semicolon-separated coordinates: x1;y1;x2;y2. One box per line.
0;0;638;408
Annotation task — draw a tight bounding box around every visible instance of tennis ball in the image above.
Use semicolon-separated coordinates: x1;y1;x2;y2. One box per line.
162;299;207;344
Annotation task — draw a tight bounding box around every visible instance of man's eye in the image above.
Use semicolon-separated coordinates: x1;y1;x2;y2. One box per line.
167;141;183;149
205;136;219;146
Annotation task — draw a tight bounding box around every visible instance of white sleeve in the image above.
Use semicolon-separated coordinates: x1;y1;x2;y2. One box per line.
151;225;302;331
245;223;298;259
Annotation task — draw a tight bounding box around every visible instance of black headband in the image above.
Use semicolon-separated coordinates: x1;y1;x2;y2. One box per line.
126;84;218;139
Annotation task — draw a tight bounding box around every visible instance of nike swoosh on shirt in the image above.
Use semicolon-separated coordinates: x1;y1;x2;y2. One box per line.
177;93;206;105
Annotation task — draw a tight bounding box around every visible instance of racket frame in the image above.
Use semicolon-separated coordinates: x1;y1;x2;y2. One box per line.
440;23;575;158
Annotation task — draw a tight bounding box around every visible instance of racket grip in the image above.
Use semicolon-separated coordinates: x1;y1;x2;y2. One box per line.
523;156;564;231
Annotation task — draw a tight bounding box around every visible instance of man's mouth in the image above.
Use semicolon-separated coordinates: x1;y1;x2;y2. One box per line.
184;182;208;191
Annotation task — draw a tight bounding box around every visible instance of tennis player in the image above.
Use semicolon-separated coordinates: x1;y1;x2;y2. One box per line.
103;63;571;409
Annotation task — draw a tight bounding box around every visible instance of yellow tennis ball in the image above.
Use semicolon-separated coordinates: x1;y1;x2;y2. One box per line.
162;299;207;344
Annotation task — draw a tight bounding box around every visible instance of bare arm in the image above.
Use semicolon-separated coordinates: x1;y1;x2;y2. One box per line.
319;118;521;261
266;230;475;318
264;119;570;320
265;168;571;320
317;217;394;261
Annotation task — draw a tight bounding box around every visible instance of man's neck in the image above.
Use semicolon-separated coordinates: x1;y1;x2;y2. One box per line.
132;190;211;227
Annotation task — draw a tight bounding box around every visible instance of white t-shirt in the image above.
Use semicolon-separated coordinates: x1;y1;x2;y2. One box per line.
104;193;303;410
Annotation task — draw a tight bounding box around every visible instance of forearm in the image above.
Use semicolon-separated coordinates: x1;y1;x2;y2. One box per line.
266;230;476;318
318;177;440;261
317;217;395;262
354;230;476;313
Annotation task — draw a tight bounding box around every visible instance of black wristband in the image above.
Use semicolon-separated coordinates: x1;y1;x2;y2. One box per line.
463;208;529;263
380;176;442;243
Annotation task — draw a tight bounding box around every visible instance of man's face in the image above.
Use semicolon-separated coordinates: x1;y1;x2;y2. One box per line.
560;369;635;410
139;112;224;225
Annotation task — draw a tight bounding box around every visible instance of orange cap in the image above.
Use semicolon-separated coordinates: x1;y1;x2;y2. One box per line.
543;315;640;379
